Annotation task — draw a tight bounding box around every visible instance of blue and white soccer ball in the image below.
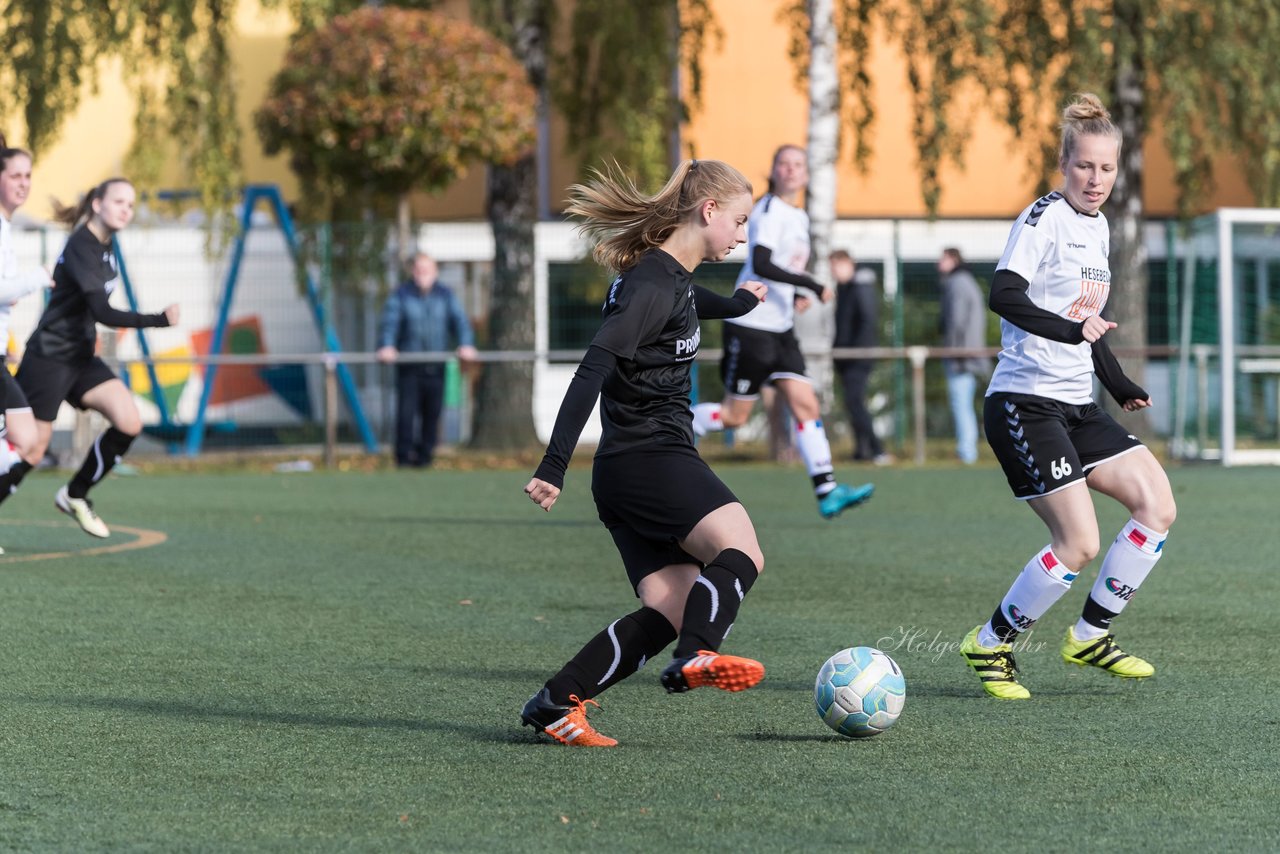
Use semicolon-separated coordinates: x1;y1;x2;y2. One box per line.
814;646;906;738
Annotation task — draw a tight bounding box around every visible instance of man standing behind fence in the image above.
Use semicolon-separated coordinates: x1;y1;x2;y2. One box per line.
831;249;891;464
938;247;991;464
376;252;477;468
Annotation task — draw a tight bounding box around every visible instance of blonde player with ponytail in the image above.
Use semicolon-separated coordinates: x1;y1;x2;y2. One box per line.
520;159;772;746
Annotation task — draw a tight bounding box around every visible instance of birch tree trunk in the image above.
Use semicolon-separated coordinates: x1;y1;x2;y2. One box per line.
1107;0;1149;431
806;0;839;285
800;0;840;409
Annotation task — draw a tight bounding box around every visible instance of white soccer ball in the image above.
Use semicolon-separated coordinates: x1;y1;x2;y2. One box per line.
814;646;906;738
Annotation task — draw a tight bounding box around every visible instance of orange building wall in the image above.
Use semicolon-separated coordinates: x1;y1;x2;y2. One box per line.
684;0;1258;219
5;0;1259;223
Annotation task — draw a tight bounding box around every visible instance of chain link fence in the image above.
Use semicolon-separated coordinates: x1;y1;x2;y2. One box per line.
4;216;1224;465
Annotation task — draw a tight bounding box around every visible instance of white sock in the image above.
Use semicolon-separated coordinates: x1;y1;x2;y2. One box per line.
979;546;1078;647
1075;519;1167;640
1070;622;1108;642
691;402;725;436
795;419;835;496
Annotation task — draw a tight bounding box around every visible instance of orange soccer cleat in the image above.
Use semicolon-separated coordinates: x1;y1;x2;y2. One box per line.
520;689;618;747
660;650;765;694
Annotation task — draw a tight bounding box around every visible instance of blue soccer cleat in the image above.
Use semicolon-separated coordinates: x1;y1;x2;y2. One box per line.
818;482;874;519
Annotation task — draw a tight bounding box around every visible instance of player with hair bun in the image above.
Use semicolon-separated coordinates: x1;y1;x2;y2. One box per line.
520;159;770;747
960;93;1177;699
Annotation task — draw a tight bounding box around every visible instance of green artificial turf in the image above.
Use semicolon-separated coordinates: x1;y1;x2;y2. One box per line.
0;463;1276;851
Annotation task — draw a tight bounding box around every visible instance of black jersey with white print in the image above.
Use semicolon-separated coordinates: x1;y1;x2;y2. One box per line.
592;249;706;455
532;250;760;489
26;225;169;363
987;191;1112;404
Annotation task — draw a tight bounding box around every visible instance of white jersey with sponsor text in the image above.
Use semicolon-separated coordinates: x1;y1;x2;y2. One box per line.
987;191;1112;405
0;215;50;346
728;194;810;333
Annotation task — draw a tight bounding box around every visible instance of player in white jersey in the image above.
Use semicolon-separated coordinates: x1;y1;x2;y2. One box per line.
0;136;54;553
691;145;873;520
959;94;1177;700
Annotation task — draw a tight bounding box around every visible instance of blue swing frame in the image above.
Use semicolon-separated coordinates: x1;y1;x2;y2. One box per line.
115;184;376;455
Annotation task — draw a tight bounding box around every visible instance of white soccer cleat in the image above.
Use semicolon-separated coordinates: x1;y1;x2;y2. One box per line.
55;485;110;538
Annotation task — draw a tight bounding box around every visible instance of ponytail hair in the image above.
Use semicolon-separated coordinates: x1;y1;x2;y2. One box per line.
0;132;31;172
566;159;752;272
52;177;132;230
1059;93;1122;166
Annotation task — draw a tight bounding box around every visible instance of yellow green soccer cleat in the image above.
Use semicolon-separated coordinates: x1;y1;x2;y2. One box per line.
960;625;1031;700
1060;628;1155;678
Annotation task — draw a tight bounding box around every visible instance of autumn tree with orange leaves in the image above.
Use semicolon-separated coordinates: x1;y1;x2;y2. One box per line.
256;6;536;253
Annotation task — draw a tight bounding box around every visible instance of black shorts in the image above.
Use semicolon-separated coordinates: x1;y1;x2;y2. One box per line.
1;367;29;415
721;324;809;399
985;392;1144;500
591;444;740;591
16;353;119;422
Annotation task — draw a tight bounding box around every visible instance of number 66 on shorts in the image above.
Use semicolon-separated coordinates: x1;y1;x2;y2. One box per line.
984;392;1143;500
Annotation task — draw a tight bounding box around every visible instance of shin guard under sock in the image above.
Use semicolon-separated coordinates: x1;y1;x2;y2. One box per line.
68;428;136;500
544;607;677;704
673;548;760;658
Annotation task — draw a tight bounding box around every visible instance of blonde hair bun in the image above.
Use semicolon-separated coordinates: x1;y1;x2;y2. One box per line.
1058;92;1121;165
1063;93;1111;123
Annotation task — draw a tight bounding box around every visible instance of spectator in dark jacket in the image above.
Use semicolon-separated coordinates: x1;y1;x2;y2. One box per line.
938;247;991;464
377;252;477;467
831;249;892;464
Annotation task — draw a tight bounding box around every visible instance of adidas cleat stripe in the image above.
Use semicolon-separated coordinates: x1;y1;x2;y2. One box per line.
1060;629;1154;679
547;718;583;743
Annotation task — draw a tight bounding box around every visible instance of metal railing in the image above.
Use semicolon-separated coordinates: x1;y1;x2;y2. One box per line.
101;343;1271;467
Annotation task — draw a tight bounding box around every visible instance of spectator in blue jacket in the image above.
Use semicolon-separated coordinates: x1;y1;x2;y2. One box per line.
377;252;477;467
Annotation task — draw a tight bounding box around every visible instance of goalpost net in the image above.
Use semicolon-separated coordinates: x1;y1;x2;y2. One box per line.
1172;208;1280;465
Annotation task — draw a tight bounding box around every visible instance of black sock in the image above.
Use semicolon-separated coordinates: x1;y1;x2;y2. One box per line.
673;548;760;658
1079;595;1120;633
0;459;32;507
544;607;676;704
68;428;136;500
812;472;836;496
988;606;1018;644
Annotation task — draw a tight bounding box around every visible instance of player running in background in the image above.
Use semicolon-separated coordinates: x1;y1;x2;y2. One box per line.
520;159;770;747
3;178;177;538
960;94;1177;699
690;145;873;519
0;136;54;552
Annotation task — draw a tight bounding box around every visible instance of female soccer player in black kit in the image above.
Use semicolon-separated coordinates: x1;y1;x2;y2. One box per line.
1;178;178;537
520;159;770;747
